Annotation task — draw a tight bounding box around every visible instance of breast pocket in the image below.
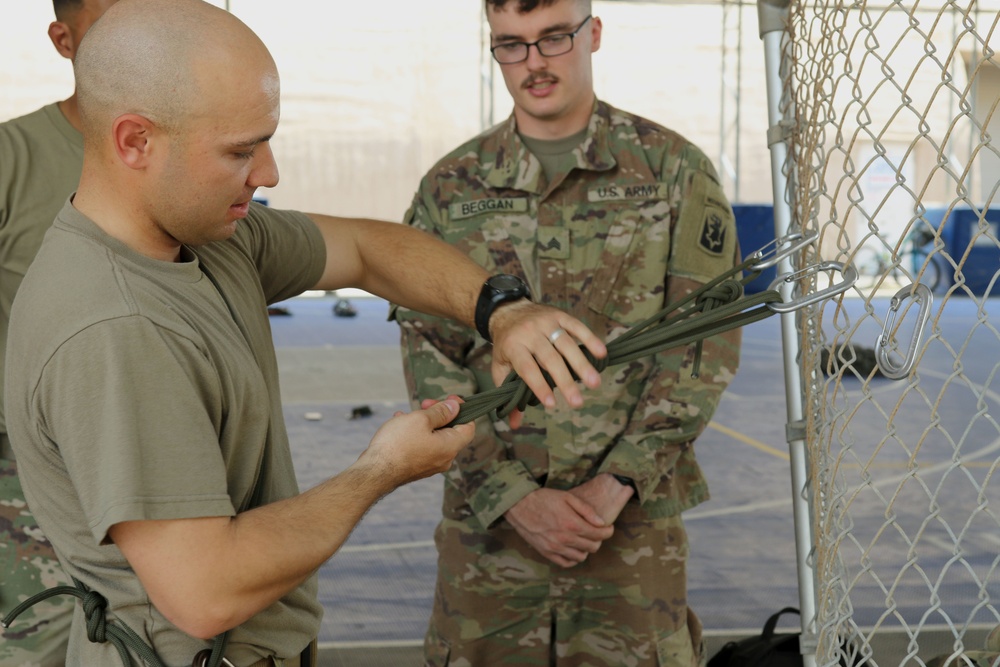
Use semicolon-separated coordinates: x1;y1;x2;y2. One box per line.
440;214;532;281
583;199;673;327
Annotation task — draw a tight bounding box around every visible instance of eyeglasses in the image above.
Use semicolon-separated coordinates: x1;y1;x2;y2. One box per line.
490;15;593;65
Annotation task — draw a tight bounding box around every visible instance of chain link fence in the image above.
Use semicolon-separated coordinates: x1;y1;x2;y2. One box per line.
778;1;1000;665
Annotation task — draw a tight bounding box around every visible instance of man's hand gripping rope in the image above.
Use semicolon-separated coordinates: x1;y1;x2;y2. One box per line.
447;232;856;426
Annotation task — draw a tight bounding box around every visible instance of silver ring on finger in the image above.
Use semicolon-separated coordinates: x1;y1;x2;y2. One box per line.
548;328;566;344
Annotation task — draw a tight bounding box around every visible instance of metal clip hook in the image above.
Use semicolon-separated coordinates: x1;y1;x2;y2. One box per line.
874;284;933;380
766;261;858;313
192;649;236;667
748;231;819;271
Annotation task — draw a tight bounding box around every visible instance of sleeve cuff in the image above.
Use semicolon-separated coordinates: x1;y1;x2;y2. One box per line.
598;431;693;505
468;462;541;528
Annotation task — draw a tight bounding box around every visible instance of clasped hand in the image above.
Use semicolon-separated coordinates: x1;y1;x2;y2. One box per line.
505;474;634;568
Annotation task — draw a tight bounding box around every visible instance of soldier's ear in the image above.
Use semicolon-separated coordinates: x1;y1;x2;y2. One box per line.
48;21;76;60
112;114;159;170
590;16;603;53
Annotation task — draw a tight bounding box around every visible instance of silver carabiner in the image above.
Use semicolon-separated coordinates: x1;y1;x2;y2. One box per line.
192;649;237;667
766;261;858;313
747;230;820;271
875;283;933;380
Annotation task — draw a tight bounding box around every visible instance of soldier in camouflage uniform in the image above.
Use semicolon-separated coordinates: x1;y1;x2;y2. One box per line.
391;0;741;665
1;2;117;664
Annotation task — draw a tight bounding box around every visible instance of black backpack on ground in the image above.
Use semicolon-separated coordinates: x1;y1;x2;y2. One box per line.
708;607;859;667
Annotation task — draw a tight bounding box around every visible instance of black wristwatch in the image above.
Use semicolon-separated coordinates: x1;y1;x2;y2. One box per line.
474;274;531;343
612;474;637;494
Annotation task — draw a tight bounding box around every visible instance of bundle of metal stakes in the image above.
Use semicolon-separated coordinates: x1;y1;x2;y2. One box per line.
449;257;783;426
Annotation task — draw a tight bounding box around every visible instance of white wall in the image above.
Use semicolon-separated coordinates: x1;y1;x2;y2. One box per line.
1;2;779;225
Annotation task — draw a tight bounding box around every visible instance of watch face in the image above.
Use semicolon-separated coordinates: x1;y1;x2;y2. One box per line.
490;274;523;291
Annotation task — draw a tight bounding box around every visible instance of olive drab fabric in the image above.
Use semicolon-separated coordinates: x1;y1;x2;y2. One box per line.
0;103;84;666
6;202;326;665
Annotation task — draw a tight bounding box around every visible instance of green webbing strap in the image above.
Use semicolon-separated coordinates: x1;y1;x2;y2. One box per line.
1;571;231;667
0;469;266;667
450;258;783;425
1;579;230;667
1;577;231;667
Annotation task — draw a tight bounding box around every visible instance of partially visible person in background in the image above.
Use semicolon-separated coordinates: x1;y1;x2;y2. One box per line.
0;2;117;664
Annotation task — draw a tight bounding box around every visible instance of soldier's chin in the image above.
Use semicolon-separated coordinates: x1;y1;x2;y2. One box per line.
185;221;240;248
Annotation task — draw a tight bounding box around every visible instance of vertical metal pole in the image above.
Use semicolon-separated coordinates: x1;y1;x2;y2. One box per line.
757;2;819;666
734;6;743;204
480;9;495;132
719;0;744;202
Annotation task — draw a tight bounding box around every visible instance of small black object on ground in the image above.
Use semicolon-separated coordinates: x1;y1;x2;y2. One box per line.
820;344;882;378
350;406;373;420
334;299;358;318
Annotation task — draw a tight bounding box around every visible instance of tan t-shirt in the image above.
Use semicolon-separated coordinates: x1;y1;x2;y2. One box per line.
518;127;588;182
0;103;83;445
5;200;326;665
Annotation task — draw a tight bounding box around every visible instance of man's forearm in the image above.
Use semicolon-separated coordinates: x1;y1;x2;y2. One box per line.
110;460;393;640
212;461;394;626
110;400;471;640
308;214;487;328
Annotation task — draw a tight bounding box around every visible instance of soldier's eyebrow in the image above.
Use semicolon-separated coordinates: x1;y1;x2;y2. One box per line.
228;133;274;150
492;20;577;43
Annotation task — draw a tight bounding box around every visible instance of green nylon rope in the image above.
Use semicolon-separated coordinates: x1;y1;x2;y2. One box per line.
2;578;230;667
450;258;782;425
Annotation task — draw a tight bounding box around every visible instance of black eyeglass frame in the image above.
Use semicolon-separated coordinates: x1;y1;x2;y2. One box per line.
489;15;593;65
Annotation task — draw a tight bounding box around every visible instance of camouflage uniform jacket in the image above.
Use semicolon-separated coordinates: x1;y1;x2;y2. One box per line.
393;100;741;530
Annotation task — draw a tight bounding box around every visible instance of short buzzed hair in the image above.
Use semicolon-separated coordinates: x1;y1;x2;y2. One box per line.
487;0;550;10
486;0;590;12
53;0;84;21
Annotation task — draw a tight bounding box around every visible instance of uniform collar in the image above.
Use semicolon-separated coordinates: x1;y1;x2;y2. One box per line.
484;99;618;195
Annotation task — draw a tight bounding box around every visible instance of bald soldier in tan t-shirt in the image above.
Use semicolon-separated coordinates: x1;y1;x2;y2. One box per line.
5;1;610;664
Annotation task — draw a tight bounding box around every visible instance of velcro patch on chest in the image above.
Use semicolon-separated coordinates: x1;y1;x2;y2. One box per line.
448;197;529;221
537;227;571;259
587;182;668;202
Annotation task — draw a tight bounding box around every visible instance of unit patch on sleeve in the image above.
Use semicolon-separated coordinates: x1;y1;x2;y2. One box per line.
698;210;728;255
670;170;737;282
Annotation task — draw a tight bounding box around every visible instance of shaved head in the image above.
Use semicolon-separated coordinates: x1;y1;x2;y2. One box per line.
74;0;277;145
71;0;282;259
53;0;84;21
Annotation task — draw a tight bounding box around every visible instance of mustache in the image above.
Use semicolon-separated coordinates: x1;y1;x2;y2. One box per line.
521;73;559;89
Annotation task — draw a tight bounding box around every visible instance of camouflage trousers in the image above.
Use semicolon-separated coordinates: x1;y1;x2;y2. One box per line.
424;503;704;667
926;624;1000;667
925;654;1000;667
0;454;73;667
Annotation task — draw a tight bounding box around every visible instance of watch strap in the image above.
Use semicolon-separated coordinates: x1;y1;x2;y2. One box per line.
474;274;530;342
611;474;637;493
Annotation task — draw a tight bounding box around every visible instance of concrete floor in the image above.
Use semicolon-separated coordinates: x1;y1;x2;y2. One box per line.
270;293;999;667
